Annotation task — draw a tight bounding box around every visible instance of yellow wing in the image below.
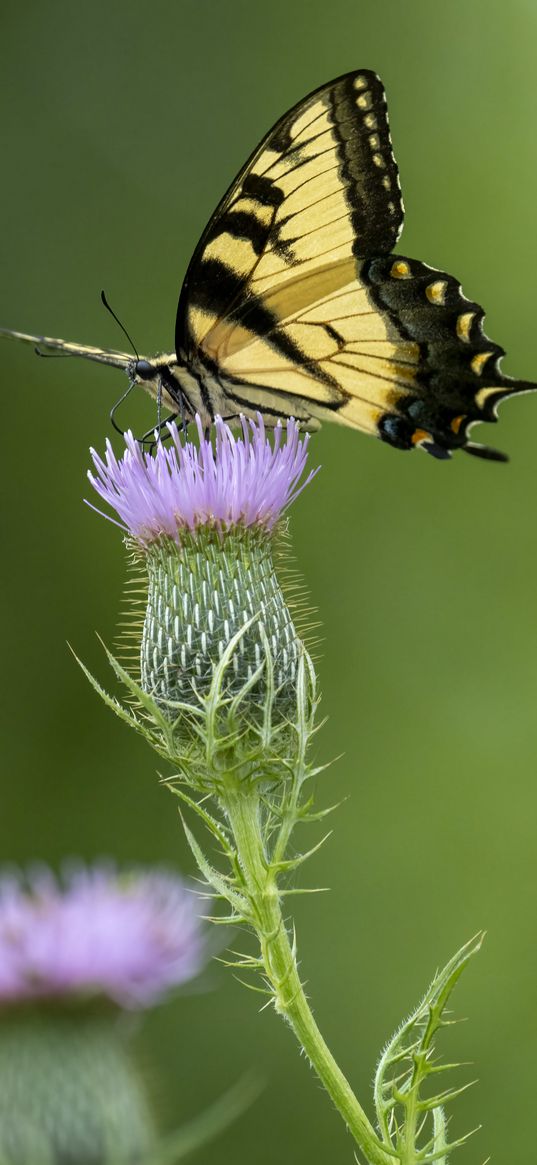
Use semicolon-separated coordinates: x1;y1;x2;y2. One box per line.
176;70;403;355
201;255;420;438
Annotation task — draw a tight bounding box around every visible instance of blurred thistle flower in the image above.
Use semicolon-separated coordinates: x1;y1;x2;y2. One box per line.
0;862;205;1165
0;863;204;1009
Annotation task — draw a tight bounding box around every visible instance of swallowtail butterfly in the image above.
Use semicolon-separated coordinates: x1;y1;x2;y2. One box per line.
2;70;534;460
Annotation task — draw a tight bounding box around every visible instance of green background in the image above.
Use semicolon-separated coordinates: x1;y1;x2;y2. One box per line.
2;1;537;1160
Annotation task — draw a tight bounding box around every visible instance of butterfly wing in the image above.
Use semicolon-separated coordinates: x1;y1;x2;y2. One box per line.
176;71;402;351
200;252;536;458
176;69;535;457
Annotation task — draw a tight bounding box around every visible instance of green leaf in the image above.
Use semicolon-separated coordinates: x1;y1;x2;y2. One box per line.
432;1106;448;1165
180;815;249;918
374;933;483;1164
69;647;148;736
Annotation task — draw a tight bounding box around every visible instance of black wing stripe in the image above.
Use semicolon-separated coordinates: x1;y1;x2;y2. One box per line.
189;258;338;386
327;78;402;257
205;209;268;255
241;174;284;208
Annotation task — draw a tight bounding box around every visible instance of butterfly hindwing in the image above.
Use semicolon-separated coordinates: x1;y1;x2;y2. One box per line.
359;254;526;456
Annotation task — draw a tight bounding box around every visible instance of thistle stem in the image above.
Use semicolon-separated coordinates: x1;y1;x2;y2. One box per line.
222;780;389;1165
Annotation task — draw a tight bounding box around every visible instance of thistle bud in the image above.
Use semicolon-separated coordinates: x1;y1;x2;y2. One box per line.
140;525;300;706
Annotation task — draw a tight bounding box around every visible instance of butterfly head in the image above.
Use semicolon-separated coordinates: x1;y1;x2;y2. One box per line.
133;358;155;381
123;352;214;432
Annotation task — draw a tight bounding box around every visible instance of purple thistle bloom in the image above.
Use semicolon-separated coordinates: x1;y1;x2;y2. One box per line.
0;864;204;1009
88;414;317;546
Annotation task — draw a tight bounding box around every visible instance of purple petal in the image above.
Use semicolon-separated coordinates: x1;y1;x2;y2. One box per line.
0;864;205;1010
87;414;318;546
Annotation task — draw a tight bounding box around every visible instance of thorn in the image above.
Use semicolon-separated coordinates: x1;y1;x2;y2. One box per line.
232;975;272;996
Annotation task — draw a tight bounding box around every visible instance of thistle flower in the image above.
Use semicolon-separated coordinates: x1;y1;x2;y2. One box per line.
87;416;317;741
0;862;205;1165
0;863;203;1009
88;414;315;545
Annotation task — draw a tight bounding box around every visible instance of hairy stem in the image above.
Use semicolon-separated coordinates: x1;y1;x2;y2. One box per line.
222;778;389;1165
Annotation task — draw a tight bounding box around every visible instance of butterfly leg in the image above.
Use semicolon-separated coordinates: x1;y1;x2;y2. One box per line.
139;412;179;451
178;388;188;436
156;374;163;433
110;378;136;436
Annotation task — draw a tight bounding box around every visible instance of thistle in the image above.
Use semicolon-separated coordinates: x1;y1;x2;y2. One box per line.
87;414;317;784
85;416;483;1165
0;863;205;1165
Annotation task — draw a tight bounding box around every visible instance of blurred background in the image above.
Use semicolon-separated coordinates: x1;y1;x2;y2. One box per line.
2;0;537;1159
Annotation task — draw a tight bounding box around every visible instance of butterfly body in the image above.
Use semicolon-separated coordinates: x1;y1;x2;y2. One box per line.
2;68;535;459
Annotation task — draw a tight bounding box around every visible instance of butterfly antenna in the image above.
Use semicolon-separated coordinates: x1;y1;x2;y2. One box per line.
100;290;139;360
100;291;142;437
100;290;172;445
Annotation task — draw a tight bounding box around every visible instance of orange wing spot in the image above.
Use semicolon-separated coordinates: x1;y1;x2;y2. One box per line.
456;312;475;342
391;260;411;279
450;415;464;434
471;351;493;376
412;428;431;445
425;280;447;305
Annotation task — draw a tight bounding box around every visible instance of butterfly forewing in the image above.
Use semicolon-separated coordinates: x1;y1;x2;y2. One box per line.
176;70;403;359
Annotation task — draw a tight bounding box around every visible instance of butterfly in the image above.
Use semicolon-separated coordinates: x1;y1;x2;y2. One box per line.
2;69;534;460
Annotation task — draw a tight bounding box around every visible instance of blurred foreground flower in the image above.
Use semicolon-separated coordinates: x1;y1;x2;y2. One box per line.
84;417;481;1165
0;863;205;1165
0;863;202;1008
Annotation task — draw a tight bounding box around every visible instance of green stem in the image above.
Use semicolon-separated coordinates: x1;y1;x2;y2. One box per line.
222;780;390;1165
